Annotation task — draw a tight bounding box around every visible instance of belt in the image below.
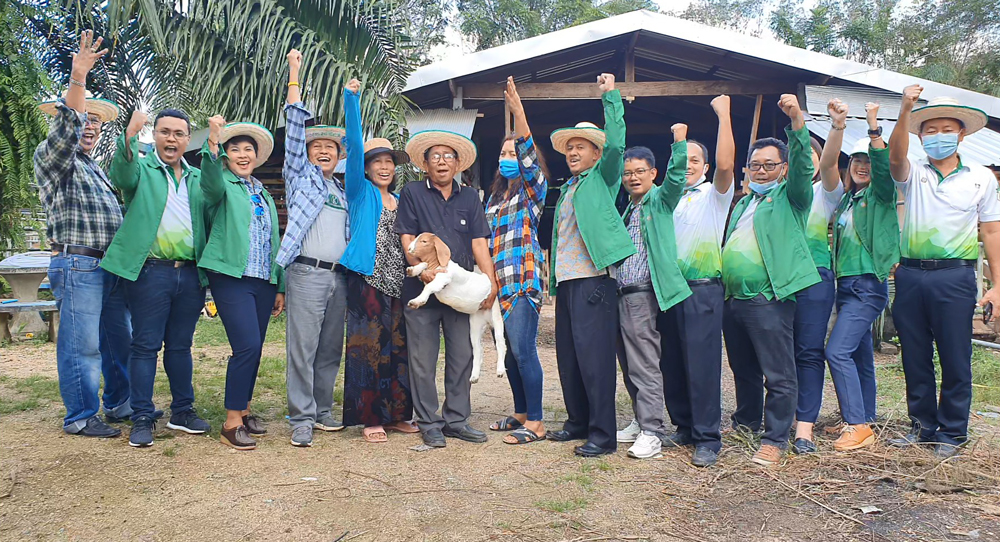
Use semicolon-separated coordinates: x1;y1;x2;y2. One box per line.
51;243;104;259
617;282;654;296
899;258;976;270
145;258;195;268
294;255;344;272
687;277;722;286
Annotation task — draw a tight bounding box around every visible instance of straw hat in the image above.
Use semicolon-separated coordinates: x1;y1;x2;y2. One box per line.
305;125;346;158
221;122;274;167
405;130;477;173
363;137;409;165
38;90;119;122
550;122;606;155
909;97;988;135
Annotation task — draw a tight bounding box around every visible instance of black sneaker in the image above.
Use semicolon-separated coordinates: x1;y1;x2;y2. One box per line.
661;431;693;448
166;410;210;434
107;409;163;424
692;446;719;467
73;416;122;438
792;438;817;454
129;416;155;447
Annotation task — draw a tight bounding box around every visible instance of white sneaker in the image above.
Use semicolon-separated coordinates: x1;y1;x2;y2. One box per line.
627;431;662;459
617;419;641;443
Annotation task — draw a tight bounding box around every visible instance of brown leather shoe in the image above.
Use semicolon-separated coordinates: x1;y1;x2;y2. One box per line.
220;424;256;450
751;444;782;466
243;415;267;436
833;424;875;451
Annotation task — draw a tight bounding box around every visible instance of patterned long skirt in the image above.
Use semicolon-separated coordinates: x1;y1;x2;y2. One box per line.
343;272;412;427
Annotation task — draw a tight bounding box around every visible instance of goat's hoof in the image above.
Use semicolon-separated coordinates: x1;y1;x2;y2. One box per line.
469;375;480;384
407;300;424;309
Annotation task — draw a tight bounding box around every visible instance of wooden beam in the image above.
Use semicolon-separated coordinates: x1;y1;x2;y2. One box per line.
749;94;763;145
624;32;638;103
463;80;797;100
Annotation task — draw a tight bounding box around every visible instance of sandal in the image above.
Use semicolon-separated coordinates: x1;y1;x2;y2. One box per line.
503;427;546;445
490;416;524;432
363;426;388;443
385;421;419;434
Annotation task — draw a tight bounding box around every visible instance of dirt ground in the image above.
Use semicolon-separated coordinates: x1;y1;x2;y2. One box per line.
1;311;999;542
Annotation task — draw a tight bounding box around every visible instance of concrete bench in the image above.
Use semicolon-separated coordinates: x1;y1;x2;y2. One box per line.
0;301;58;342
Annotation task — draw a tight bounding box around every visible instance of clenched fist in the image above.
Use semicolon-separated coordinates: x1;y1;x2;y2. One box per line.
126;110;148;140
598;73;616;93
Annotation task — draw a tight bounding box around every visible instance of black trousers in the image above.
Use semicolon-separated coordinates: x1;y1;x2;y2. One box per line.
893;265;976;445
723;295;797;448
659;280;725;452
555;276;619;450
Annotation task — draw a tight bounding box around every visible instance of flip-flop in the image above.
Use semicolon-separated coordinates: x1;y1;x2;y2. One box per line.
363;426;388;443
490;416;524;432
385;421;419;434
503;427;546;445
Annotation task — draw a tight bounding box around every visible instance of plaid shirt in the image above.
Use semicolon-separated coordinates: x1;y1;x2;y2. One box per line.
242;177;273;280
33;102;123;251
485;135;547;319
617;201;650;287
275;101;348;267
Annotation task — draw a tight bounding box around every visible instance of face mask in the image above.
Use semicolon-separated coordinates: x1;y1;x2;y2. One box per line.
749;180;777;195
498;158;519;179
922;133;959;160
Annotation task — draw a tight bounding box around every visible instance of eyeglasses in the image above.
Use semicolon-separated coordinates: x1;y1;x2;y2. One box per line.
623;168;651;179
428;153;456;163
84;116;103;127
155;129;191;140
747;161;785;172
250;193;265;216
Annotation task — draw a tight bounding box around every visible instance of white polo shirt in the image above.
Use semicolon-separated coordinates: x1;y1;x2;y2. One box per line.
895;156;1000;260
674;179;734;280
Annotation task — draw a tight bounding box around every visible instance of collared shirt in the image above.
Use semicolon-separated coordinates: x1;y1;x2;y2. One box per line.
834;189;877;278
554;179;604;283
617;202;650;287
242;176;272;280
394;179;491;304
895;156;1000;259
485;135;547;319
674;180;734;280
803;181;845;268
148;152;195;260
722;195;774;299
33;102;123;251
276;101;348;267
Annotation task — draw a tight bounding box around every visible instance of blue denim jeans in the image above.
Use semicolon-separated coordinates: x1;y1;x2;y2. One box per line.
503;298;544;421
793;266;836;423
826;274;887;425
126;263;206;420
48;254;132;431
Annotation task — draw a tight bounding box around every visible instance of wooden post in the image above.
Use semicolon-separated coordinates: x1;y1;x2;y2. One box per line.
744;94;764;192
503;96;511;137
624;32;638;103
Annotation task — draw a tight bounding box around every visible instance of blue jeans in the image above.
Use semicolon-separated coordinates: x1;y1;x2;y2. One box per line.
826;274;887;425
49;254;132;431
503;298;544;421
126;263;206;420
793;266;836;423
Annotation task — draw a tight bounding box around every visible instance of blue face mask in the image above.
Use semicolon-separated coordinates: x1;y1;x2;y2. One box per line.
749;180;777;195
922;133;960;160
498;158;519;179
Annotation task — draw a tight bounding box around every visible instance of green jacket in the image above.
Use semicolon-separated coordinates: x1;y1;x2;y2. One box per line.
549;89;635;295
725;125;819;300
627;140;692;311
101;134;207;283
198;144;285;292
832;145;899;281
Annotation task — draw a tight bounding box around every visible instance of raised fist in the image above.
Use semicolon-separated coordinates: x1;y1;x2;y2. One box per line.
711;95;731;115
345;78;361;94
901;84;923;110
671;123;688;142
827;98;848;126
287;49;303;72
778;94;802;119
597;73;616;93
126;110;148;139
207;115;226;141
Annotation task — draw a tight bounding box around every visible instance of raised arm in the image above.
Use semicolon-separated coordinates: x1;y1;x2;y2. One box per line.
108;110;149;200
865;102;886;150
505;77;547;205
890;85;922;182
657;124;689;209
778;94;815;211
596;74;625;191
868;146;896;205
65;31;107;116
819;98;847;191
286;49;302;106
199;115;227;207
342;79;365;203
710;95;735;194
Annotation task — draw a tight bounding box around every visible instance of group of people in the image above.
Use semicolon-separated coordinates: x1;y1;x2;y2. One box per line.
37;32;999;467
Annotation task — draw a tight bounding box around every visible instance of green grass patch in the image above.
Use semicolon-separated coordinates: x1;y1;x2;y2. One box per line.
161;445;178;457
972;346;1000;408
193;313;287;348
0;374;61;415
534;498;588;513
559;472;594;491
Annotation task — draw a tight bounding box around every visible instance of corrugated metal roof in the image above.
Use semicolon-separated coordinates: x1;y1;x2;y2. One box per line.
405;9;1000;119
806;118;1000;167
805;85;929;121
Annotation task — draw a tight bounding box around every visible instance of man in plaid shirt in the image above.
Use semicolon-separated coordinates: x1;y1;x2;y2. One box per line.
34;31;132;438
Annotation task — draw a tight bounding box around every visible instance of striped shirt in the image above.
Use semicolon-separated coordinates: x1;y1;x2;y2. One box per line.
617;201;650;287
242;177;272;280
485;135;547;319
33;102;123;251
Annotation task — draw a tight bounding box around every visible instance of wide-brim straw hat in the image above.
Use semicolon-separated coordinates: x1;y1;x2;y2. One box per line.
38;90;119;122
909;97;988;135
550;122;606;155
305;125;347;158
405;130;477;173
221;122;274;167
364;137;409;165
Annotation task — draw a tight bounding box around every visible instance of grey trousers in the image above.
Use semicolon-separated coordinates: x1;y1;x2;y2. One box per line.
403;302;473;433
285;262;348;428
616;289;667;435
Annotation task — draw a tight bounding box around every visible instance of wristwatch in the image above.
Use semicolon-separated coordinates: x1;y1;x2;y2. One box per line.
868;126;883;137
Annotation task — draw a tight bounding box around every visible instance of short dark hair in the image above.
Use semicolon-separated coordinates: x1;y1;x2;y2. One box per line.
623;146;656;169
224;135;258;154
423;146;458;163
687;139;710;162
748;137;789;164
154;108;191;134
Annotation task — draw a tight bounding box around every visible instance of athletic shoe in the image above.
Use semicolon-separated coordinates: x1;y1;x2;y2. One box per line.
627;431;662;459
291;425;314;447
129;416;155;447
616;419;641;443
166;409;210;434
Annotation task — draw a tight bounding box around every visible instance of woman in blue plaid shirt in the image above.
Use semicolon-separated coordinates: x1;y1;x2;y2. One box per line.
486;77;549;445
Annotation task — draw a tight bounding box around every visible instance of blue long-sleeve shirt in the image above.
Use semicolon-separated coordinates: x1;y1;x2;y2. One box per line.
339;87;385;276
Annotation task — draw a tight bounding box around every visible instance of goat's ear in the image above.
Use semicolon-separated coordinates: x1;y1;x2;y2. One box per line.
433;236;452;265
